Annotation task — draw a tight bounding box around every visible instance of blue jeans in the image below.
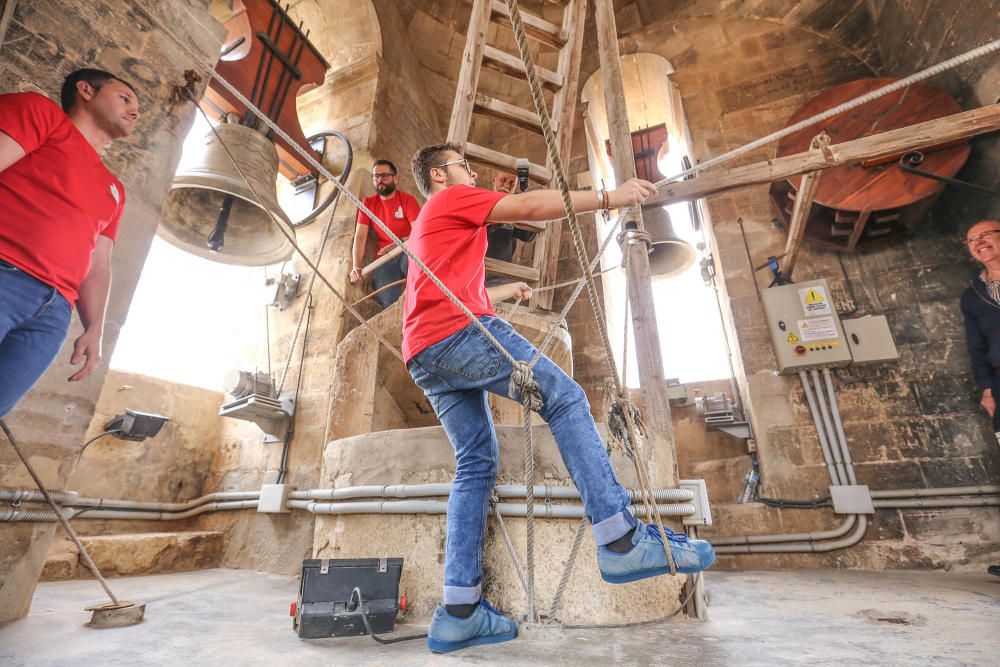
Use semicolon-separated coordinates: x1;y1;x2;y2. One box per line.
0;259;72;418
372;254;408;308
408;315;635;604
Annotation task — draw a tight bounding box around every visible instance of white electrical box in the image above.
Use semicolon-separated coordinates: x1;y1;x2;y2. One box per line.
843;315;899;364
257;483;292;513
760;279;852;374
679;479;713;527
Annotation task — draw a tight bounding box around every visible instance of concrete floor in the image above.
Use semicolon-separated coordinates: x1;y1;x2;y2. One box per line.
1;568;998;666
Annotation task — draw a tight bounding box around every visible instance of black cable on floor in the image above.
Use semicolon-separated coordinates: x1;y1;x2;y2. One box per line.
351;587;427;644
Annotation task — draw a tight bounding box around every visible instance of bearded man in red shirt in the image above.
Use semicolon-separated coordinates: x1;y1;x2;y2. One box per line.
403;143;716;654
0;69;139;417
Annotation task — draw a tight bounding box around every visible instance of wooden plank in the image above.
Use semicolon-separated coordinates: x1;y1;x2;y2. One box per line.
489;0;567;48
534;0;587;310
448;0;493;144
473;93;544;133
360;244;403;277
595;0;678;480
0;1;15;51
643;104;1000;208
845;209;872;252
781;169;822;278
483;44;563;91
485;257;541;282
465;142;553;183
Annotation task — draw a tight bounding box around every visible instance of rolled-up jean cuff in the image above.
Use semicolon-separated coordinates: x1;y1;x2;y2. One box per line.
443;583;482;605
592;509;636;546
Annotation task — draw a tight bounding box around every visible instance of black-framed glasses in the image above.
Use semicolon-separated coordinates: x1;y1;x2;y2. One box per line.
435;157;474;175
372;172;396;181
967;229;1000;245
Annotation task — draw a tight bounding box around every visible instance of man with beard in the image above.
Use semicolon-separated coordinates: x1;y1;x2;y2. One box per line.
349;159;421;308
0;68;139;418
959;218;1000;579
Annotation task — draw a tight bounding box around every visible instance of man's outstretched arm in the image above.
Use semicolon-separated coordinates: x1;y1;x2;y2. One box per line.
486;178;658;224
69;236;113;381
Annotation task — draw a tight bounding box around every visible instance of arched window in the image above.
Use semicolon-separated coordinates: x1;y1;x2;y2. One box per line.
582;53;729;385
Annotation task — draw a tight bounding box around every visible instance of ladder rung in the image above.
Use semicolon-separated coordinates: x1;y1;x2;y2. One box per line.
465;142;552;183
489;0;567;48
474;93;547;134
485;257;541;282
482;45;563;91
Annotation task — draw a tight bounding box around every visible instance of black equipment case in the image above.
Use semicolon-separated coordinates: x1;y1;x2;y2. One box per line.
293;557;403;639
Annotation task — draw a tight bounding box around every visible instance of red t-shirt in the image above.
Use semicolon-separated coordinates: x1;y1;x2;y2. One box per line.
0;92;125;304
402;184;507;361
356;191;420;252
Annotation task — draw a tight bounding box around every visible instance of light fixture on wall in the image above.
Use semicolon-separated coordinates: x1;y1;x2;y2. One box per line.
79;409;170;455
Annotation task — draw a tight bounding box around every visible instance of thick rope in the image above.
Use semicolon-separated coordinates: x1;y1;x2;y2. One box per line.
491;495;529;597
546;517;587;622
653;37;1000;188
504;0;621;394
521;400;537;622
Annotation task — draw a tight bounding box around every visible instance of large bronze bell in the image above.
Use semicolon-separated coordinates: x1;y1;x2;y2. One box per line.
160;122;295;266
643;206;696;281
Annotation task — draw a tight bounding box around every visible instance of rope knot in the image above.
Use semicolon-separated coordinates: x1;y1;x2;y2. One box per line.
510;361;543;411
616;228;652;255
607;395;647;456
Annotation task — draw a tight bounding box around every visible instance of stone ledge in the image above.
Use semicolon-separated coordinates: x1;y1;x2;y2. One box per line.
41;531;224;581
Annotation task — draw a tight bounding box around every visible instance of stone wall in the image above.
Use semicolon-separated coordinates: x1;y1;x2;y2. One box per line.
0;0;223;622
601;4;1000;569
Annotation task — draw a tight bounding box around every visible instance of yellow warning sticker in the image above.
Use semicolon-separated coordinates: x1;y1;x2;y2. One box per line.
787;333;800;343
798;285;832;315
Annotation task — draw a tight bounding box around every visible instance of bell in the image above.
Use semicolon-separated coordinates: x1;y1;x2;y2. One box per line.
160;122;295;266
643;206;696;281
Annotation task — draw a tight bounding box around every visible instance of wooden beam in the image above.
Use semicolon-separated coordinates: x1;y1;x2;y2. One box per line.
0;1;16;54
360;244;403;277
489;0;567;48
448;0;492;144
465;141;553;183
643;103;1000;209
595;0;678;483
473;93;544;134
781;133;826;278
485;257;541;282
782;170;822;278
482;45;563;91
845;209;872;251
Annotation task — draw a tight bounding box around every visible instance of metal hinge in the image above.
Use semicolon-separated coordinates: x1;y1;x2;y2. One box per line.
320;559;329;575
378;558;387;573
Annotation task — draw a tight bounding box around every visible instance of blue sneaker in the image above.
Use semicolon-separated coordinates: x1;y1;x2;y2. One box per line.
597;522;716;583
426;599;518;654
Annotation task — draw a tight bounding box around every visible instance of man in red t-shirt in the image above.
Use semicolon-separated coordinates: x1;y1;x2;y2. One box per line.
349;159;421;308
404;143;715;654
0;68;139;418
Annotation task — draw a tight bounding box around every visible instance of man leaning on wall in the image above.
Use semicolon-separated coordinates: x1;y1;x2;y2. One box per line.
959;218;1000;578
0;69;140;417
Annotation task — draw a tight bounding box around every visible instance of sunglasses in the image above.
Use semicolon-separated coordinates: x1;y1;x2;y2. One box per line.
967;229;1000;245
435;157;474;175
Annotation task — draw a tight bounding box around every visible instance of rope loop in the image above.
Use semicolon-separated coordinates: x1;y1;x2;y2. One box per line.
510;361;544;411
616;228;653;253
607;395;647;456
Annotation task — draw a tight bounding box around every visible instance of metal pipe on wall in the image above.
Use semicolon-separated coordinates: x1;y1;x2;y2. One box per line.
288;499;696;519
709;514;858;546
870;485;1000;498
715;515;868;554
799;370;845;485
874;498;1000;509
0;500;260;522
822;367;858;485
809;369;849;484
289;484;695;503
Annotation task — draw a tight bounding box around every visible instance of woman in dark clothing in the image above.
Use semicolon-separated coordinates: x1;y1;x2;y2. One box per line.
960;219;1000;434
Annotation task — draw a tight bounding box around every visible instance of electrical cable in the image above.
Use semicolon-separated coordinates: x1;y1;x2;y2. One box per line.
78;429;123;456
756;496;832;509
562;584;698;629
350;587;428;644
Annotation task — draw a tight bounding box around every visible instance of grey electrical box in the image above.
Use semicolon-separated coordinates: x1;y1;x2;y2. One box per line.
843;315;899;365
760;279;852;374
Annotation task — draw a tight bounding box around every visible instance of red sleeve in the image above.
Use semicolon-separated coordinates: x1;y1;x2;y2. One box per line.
99;181;126;242
446;185;507;228
355;194;376;226
404;193;421;222
0;92;62;154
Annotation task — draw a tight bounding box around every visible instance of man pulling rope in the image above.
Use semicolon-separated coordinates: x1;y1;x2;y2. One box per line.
403;143;717;654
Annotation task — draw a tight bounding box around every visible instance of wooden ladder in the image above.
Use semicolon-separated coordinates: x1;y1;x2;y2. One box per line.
447;0;588;309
